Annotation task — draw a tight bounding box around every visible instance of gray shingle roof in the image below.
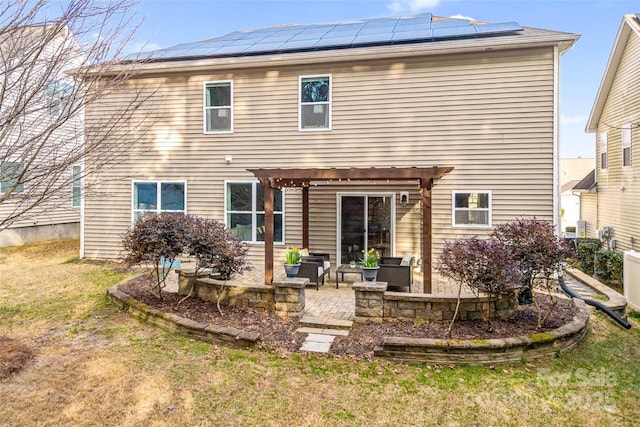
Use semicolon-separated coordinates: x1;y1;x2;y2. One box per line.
132;13;523;61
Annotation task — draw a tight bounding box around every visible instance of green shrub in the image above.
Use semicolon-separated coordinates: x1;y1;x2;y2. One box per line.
594;250;623;283
574;238;602;275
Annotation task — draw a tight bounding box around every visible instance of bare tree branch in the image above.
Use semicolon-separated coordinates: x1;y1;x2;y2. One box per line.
0;0;155;230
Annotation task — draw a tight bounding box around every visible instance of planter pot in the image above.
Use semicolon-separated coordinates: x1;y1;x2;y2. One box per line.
360;266;380;282
284;263;301;278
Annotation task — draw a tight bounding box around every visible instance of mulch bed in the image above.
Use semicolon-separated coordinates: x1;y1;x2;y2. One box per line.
119;276;579;361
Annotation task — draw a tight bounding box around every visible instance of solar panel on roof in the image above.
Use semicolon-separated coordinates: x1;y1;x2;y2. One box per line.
127;13;524;60
433;25;477;38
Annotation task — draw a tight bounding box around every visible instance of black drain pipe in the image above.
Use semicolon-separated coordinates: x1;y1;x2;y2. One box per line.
559;276;631;330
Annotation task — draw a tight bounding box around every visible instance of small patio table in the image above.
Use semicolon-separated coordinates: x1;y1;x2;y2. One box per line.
335;263;363;288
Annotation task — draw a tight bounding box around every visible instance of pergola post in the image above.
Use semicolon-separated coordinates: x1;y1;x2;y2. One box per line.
262;179;274;286
302;186;309;249
421;178;433;294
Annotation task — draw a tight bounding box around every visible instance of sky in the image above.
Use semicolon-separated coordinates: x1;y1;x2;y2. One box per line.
128;0;640;159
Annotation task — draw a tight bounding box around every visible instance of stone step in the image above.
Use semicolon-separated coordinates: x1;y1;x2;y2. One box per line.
296;327;349;337
299;316;353;330
300;333;335;353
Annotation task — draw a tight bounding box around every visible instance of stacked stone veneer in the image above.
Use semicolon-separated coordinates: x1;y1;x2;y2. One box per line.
352;281;518;323
374;299;590;365
177;270;306;317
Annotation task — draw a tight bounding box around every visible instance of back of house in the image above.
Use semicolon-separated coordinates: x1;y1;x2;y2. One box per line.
81;13;578;289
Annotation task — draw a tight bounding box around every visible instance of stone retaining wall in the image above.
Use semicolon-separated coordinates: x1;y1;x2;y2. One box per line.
352;281;518;323
177;270;306;317
374;299;589;365
107;283;259;348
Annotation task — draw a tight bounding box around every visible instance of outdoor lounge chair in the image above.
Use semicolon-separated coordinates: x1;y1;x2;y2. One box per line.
377;254;413;292
298;250;331;290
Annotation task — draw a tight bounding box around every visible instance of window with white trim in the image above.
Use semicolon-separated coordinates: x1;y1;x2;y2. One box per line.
46;80;73;116
452;191;491;227
132;181;186;223
622;125;632;167
600;132;608;170
1;161;24;194
299;75;330;130
204;81;232;133
226;181;283;243
71;165;81;208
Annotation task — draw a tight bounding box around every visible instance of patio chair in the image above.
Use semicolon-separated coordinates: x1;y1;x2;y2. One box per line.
298;250;331;290
377;254;413;292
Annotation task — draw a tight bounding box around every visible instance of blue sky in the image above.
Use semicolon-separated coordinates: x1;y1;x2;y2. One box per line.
131;0;639;158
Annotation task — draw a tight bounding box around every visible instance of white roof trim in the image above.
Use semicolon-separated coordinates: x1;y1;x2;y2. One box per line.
586;14;640;132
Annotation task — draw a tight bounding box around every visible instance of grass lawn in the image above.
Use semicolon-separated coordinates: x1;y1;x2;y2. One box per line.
1;240;640;426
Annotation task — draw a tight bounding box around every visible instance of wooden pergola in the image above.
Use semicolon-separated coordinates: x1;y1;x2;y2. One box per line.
247;166;454;293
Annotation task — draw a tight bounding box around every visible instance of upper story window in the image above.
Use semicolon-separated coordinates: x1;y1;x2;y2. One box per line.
622;125;632;167
1;161;24;194
46;80;74;116
452;191;491;227
71;165;82;208
132;181;186;223
600;132;608;170
299;75;331;131
204;81;232;133
226;181;284;243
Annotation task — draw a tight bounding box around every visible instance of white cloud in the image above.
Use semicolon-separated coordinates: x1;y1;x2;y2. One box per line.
561;114;589;125
387;0;442;13
449;14;475;21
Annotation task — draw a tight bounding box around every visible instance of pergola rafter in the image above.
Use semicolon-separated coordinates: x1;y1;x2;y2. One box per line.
247;166;454;293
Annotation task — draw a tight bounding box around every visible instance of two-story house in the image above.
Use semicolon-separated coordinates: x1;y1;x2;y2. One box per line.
80;13;578;292
0;25;83;246
585;13;640;251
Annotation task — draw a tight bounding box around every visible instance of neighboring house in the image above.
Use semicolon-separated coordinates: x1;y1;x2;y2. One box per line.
560;157;594;236
0;25;83;247
572;169;597;238
81;13;578;292
585;13;640;251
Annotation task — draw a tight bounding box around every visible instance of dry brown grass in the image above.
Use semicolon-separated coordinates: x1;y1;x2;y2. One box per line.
1;240;640;426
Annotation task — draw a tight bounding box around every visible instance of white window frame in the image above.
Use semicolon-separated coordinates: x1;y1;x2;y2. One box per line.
203;80;233;134
622;124;632;168
600;132;608;170
224;180;285;244
71;164;82;208
299;74;331;131
451;190;492;228
131;180;187;224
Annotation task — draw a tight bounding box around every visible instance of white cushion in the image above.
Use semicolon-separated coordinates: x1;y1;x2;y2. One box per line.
317;266;323;276
323;260;331;270
300;248;309;257
400;253;412;266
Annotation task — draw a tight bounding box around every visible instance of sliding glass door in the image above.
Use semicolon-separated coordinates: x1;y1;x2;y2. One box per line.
338;194;393;265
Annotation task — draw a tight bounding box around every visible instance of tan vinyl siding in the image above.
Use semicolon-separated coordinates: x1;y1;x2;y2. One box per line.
83;46;556;264
579;193;598;238
594;29;640;252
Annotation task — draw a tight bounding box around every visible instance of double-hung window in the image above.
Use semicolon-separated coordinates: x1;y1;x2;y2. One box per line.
71;165;82;208
132;181;186;222
299;75;331;130
600;132;608;170
452;191;491;227
204;81;232;133
1;161;24;194
46;80;74;116
622;125;632;167
226;181;283;243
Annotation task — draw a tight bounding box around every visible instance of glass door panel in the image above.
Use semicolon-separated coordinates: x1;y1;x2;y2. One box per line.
339;195;393;265
340;196;365;264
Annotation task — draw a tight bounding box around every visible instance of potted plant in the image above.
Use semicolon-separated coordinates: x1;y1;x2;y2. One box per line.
360;248;380;281
284;246;302;278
